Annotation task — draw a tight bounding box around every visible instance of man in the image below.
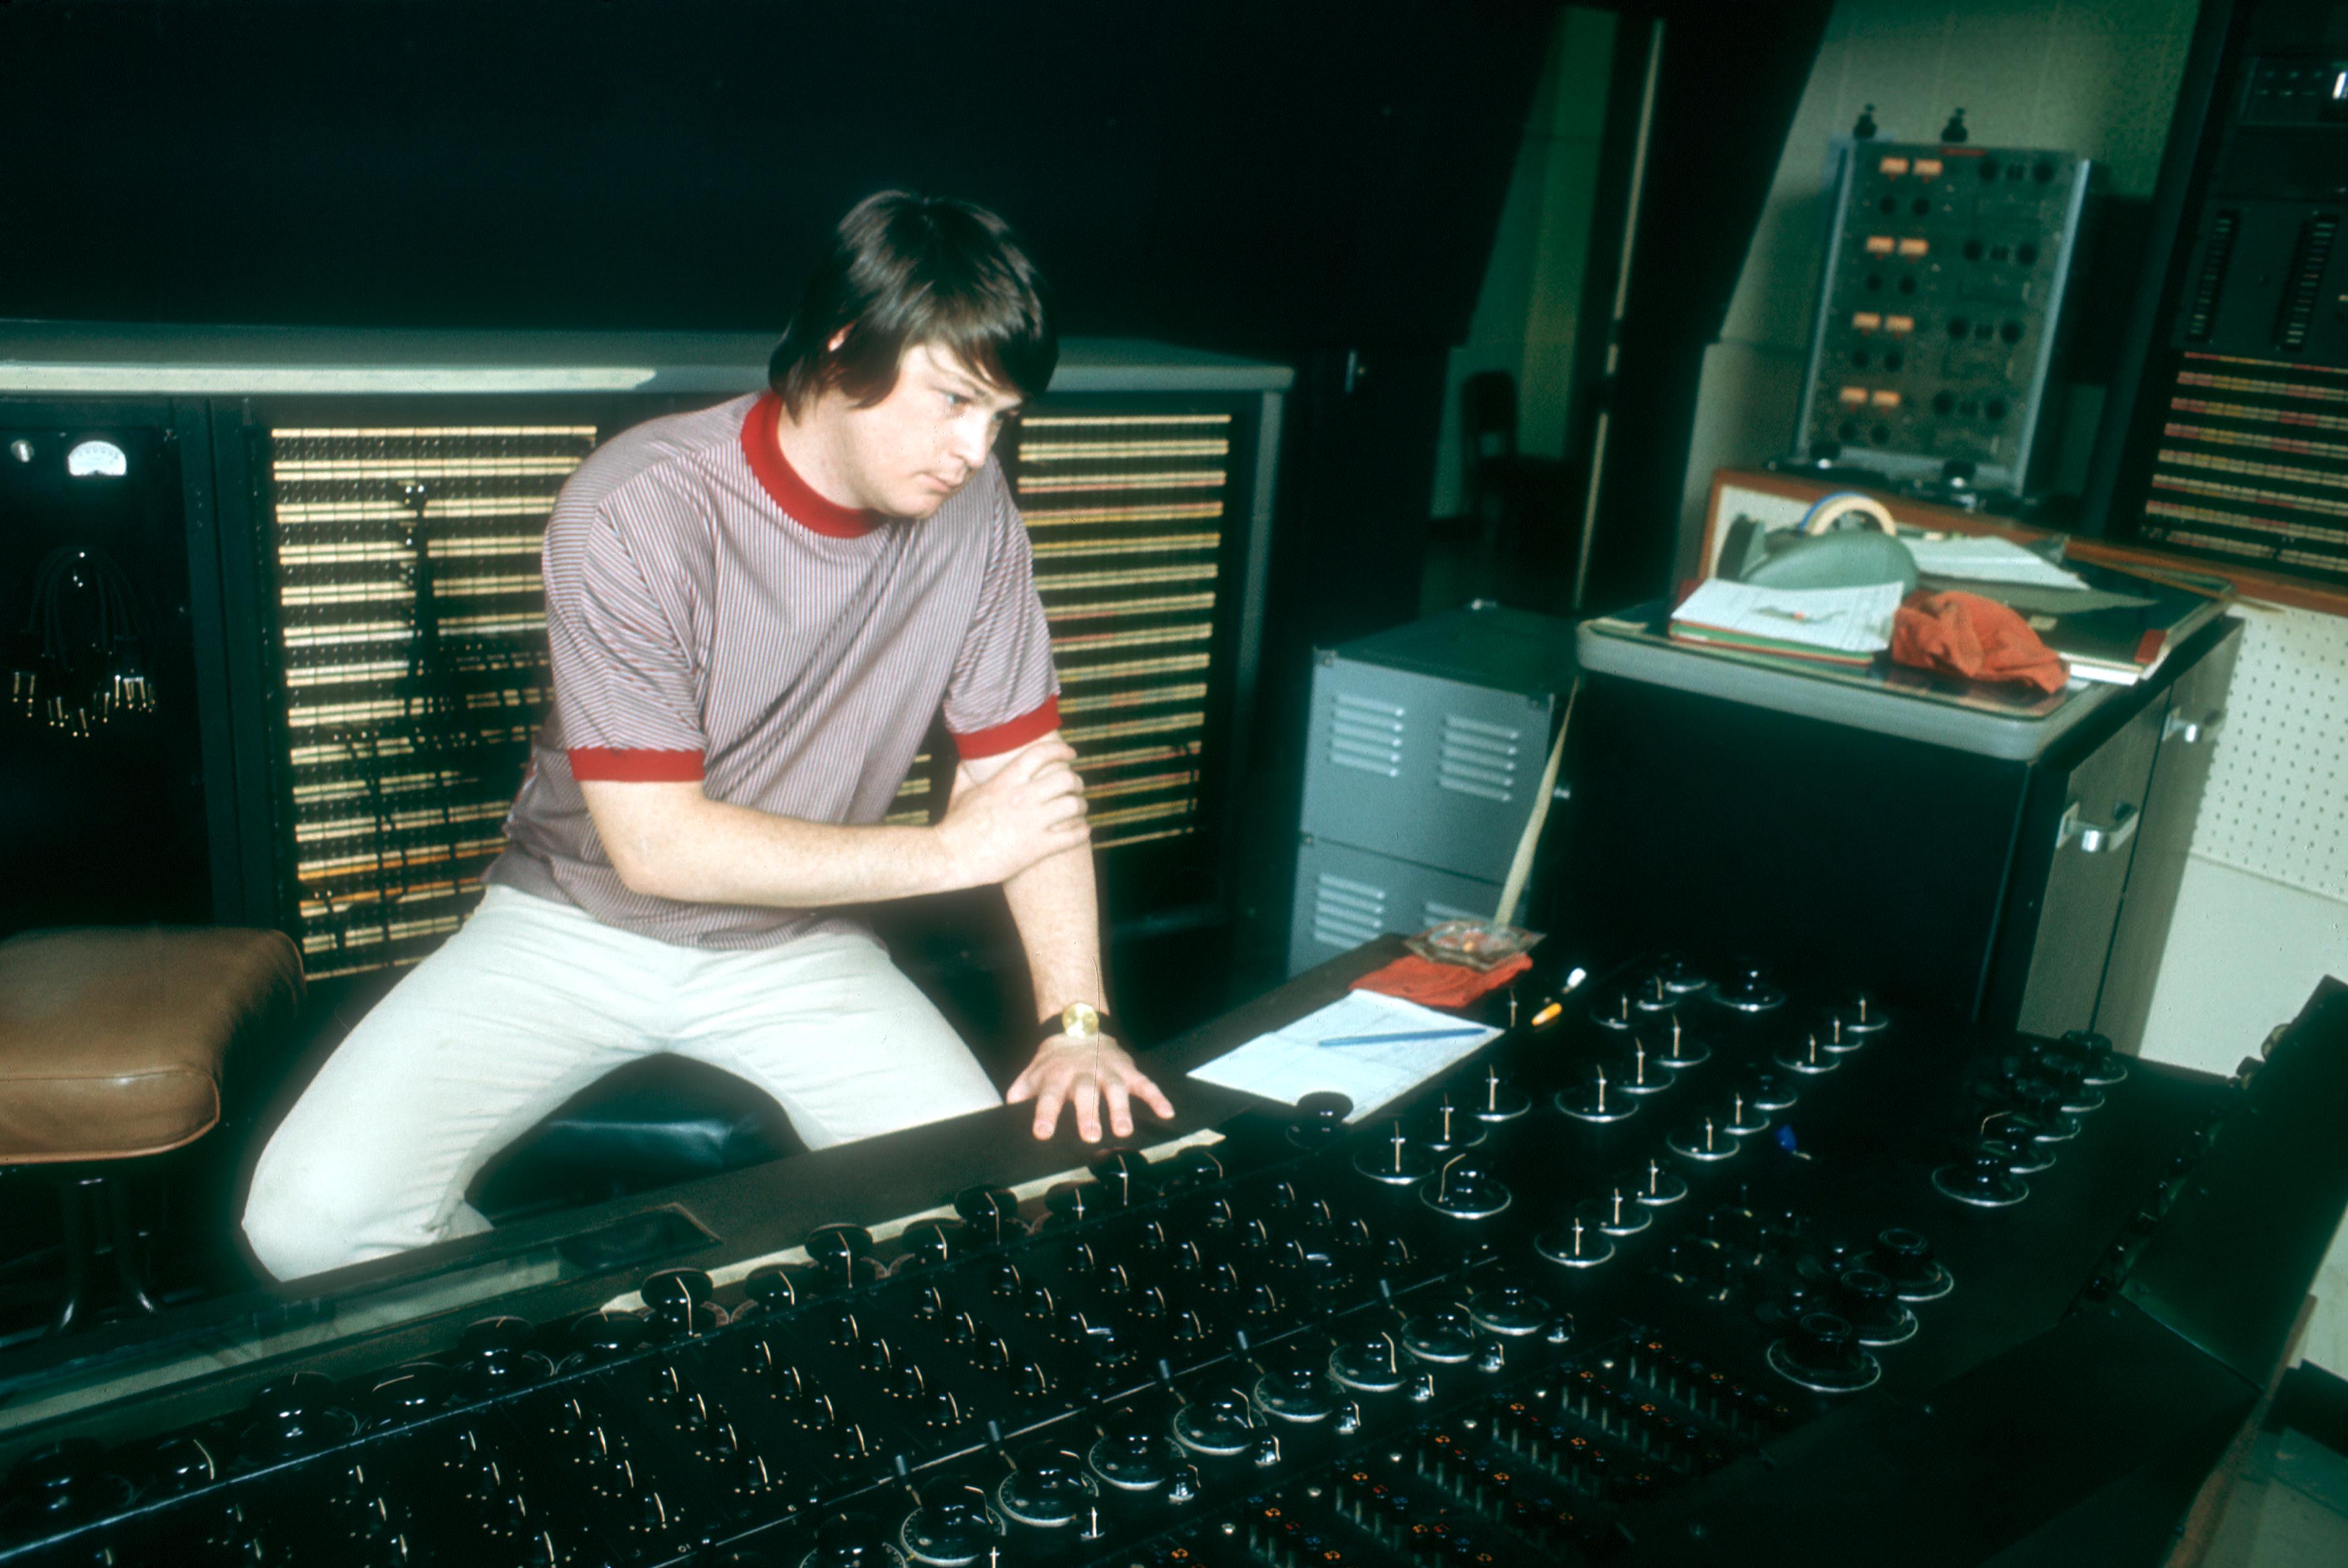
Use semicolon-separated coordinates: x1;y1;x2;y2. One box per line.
242;192;1173;1282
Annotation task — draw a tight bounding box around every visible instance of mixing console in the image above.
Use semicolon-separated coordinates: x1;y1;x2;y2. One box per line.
3;956;2340;1567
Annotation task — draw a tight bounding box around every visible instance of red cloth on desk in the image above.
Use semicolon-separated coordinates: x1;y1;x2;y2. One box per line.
1891;590;2070;695
1351;953;1531;1009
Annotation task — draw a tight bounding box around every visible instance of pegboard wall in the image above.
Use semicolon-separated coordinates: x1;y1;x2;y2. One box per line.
2191;601;2348;903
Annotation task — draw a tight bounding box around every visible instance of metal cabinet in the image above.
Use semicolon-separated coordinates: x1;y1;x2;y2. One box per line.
1553;618;2242;1042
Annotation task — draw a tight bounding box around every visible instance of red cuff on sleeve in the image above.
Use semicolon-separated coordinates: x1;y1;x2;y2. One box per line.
950;695;1061;759
567;747;706;783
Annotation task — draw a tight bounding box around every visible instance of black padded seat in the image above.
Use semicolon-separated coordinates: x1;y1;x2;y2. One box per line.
466;1055;806;1222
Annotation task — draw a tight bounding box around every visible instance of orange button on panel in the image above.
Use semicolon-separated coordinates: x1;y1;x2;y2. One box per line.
1869;389;1903;409
1897;237;1930;258
1852;311;1884;332
1839;386;1870;406
1886;314;1915;335
1865;235;1896;255
1914;158;1944;178
1879;156;1911;175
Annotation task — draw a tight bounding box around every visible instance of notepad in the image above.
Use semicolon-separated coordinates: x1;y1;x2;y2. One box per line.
1668;579;1903;666
1905;535;2088;591
1187;991;1502;1123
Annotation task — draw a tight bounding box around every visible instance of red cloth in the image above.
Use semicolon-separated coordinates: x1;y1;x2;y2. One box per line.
1891;590;2070;695
1351;953;1531;1009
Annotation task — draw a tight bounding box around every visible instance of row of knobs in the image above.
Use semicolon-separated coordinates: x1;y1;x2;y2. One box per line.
1934;1031;2124;1207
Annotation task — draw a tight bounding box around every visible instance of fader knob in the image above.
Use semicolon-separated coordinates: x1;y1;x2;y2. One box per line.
2059;1029;2127;1086
1866;1227;1953;1301
1328;1331;1408;1393
899;1486;1001;1567
1713;960;1786;1014
1591;1184;1652;1236
641;1269;721;1336
1171;1391;1258;1456
1413;1098;1486;1152
1252;1363;1342;1423
1287;1091;1354;1149
1774;1032;1839;1076
1087;1147;1152;1205
803;1225;883;1290
1591;988;1640;1031
1471;1063;1531;1122
1556;1062;1636;1124
1399;1306;1482;1364
996;1447;1094;1527
1535;1208;1616;1269
1766;1311;1881;1393
1667;1113;1739;1162
1466;1278;1554;1337
1353;1119;1436;1184
1653;1015;1711;1068
803;1511;905;1568
1835;1268;1917;1346
1933;1144;2028;1207
742;1264;804;1313
1829;991;1891;1038
1609;1038;1669;1095
1089;1408;1180;1490
952;1186;1021;1246
1739;1068;1799;1112
1421;1155;1513;1218
1628;1157;1689;1206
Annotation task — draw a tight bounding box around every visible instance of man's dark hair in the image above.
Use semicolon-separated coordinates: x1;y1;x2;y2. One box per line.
769;192;1057;417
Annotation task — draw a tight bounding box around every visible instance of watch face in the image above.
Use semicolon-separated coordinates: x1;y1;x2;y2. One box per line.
1063;1003;1101;1038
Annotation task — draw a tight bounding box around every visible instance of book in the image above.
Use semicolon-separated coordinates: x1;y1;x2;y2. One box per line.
2012;560;2229;686
1668;579;1902;667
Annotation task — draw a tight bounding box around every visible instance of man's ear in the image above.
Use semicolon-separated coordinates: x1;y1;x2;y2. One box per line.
826;327;851;353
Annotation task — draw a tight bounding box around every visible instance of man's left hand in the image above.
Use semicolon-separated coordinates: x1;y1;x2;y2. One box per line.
1007;1034;1177;1142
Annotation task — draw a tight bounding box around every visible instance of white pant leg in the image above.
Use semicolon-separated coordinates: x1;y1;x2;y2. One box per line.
671;931;1001;1151
241;887;680;1280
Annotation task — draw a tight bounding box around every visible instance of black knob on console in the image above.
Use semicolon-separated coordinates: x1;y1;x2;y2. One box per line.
1713;959;1785;1014
1766;1310;1881;1393
640;1269;720;1336
1171;1390;1257;1456
997;1447;1095;1527
804;1225;883;1290
899;1484;1000;1567
805;1511;899;1568
2060;1028;2127;1085
1866;1227;1953;1300
1353;1119;1436;1183
742;1263;803;1313
952;1185;1021;1246
1089;1408;1179;1490
1287;1091;1355;1150
1835;1268;1916;1345
1933;1143;2029;1207
569;1310;647;1364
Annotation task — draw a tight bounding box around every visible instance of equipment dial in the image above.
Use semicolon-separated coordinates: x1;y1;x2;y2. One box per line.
1933;1145;2029;1207
1534;1204;1618;1269
1470;1063;1531;1122
1089;1408;1181;1490
1329;1331;1409;1393
1421;1155;1513;1218
1774;1033;1840;1076
1171;1390;1258;1455
1766;1312;1882;1393
1466;1278;1555;1336
995;1447;1095;1528
1556;1062;1637;1124
899;1486;1002;1567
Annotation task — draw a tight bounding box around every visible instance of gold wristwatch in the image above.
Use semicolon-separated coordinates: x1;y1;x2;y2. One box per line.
1037;1002;1119;1046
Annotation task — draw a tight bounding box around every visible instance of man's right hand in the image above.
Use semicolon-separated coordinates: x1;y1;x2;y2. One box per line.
935;739;1089;886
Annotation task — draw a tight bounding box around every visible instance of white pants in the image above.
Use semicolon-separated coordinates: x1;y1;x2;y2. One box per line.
241;886;1001;1281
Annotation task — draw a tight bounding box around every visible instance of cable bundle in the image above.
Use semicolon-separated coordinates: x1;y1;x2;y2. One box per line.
7;545;154;736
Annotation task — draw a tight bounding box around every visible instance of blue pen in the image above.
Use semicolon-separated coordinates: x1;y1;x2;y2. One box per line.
1317;1027;1486;1048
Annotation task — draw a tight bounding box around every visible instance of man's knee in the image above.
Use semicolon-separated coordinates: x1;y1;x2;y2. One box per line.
241;1168;361;1282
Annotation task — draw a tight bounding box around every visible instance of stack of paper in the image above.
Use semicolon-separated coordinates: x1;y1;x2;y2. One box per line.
1905;535;2089;591
1187;991;1501;1123
1668;579;1903;667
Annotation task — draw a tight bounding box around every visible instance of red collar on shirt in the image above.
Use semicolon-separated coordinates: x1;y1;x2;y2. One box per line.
740;391;879;539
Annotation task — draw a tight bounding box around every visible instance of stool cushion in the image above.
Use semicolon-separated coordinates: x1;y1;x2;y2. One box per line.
0;927;303;1163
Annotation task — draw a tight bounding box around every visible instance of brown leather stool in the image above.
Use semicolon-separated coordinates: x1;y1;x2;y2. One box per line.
0;927;301;1333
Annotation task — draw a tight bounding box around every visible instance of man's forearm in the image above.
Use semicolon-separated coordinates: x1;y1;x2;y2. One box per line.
592;789;961;907
1003;842;1107;1021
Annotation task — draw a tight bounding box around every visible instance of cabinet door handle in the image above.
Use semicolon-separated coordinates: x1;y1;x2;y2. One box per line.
2058;800;2141;854
2164;708;2224;745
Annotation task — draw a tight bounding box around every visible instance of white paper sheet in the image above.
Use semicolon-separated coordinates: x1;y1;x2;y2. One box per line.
1905;535;2088;590
1186;991;1501;1124
1669;579;1903;656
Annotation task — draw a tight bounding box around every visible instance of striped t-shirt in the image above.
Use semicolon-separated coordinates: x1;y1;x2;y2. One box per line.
483;391;1061;948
